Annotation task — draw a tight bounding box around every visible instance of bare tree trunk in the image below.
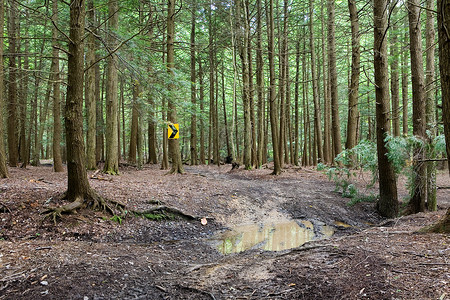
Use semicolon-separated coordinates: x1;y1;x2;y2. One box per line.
267;0;281;174
95;60;103;163
0;0;7;177
374;0;398;218
129;80;139;164
167;0;184;174
65;0;93;200
85;0;97;170
346;0;360;151
199;59;206;164
327;0;342;158
222;61;232;160
407;0;427;214
425;0;437;211
321;0;331;164
104;0;120;175
51;0;63;172
426;0;450;233
190;1;198;165
256;0;264;167
309;0;323;164
390;5;400;137
294;39;300;166
402;17;409;136
7;0;18;167
438;0;450;174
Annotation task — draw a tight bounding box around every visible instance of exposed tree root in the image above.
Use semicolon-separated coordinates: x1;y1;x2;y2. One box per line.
133;205;200;221
420;208;450;233
43;189;126;224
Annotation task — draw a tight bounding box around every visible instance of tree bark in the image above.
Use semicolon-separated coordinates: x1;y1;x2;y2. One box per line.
425;0;437;211
65;0;92;200
407;0;427;214
373;0;398;218
129;80;139;164
7;0;18;167
309;0;323;164
104;0;120;175
390;5;400;137
190;1;198;165
267;0;281;174
0;0;8;177
328;0;342;159
346;0;360;151
199;58;206;164
167;0;184;174
85;0;97;170
256;0;264;167
438;0;450;174
402;17;409;136
321;0;331;164
51;0;63;172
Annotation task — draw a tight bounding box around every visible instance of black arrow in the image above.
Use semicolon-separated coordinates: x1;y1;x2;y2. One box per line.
169;124;178;139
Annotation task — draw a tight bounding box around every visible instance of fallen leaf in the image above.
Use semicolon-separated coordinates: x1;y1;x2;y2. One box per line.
201;218;207;226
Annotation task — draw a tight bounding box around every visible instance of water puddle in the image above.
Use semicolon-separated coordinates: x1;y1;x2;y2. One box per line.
211;220;334;255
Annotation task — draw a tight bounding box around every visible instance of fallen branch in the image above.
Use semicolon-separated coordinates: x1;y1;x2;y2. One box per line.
0;202;11;213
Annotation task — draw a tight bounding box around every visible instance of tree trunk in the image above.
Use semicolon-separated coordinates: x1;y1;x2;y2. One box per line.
309;0;323;164
129;80;139;164
190;1;198;165
199;59;206;164
407;0;427;214
321;0;331;164
425;0;437;211
104;0;120;175
256;0;264;168
51;0;63;172
346;0;360;151
0;0;7;177
95;59;103;163
85;0;97;170
7;0;18;167
328;0;342;158
402;17;409;136
222;61;232;160
65;0;92;200
425;0;450;233
390;5;400;137
294;39;300;166
438;0;450;175
167;0;184;174
373;0;399;218
267;0;281;174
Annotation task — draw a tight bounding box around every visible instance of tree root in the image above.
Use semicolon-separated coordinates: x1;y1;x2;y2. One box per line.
43;189;127;224
133;205;199;221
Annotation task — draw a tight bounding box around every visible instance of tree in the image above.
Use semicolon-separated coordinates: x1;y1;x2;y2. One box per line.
407;0;427;214
85;0;97;170
46;0;124;220
439;0;450;173
267;0;281;175
425;0;437;211
7;0;18;167
167;0;184;174
309;0;323;164
328;0;342;159
345;0;360;152
373;0;398;218
0;0;8;178
426;0;450;234
52;0;63;172
190;0;198;165
390;4;400;137
104;0;120;175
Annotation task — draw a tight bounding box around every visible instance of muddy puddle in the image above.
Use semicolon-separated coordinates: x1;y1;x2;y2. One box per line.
211;220;334;255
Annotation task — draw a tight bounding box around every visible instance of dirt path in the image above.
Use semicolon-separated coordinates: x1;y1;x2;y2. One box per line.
0;165;449;299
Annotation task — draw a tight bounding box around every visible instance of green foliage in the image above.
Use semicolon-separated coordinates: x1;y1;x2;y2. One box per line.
109;215;123;225
137;212;175;221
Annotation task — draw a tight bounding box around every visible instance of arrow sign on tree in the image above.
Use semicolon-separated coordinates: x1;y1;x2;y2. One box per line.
168;123;179;139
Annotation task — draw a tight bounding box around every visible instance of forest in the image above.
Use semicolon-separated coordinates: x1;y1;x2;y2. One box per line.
0;0;450;298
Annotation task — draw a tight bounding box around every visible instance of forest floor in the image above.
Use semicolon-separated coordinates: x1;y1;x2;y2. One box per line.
0;163;449;300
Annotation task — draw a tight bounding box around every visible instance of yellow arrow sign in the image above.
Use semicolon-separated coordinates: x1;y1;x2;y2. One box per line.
168;123;179;139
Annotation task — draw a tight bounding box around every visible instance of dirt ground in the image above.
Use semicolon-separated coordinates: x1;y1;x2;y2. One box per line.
0;163;449;300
